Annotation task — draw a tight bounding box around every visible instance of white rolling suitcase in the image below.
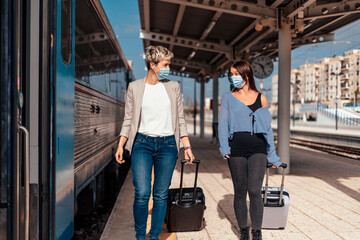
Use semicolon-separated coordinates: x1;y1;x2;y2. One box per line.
261;163;289;229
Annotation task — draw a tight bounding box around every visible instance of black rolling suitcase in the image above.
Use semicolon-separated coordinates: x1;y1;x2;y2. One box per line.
166;159;206;232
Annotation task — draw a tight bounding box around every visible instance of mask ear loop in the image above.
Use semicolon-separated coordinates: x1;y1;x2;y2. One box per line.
150;62;159;75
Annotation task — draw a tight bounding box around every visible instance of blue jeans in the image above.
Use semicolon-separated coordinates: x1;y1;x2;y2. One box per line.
131;133;178;240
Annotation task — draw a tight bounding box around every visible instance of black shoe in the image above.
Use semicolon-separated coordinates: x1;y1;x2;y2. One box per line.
240;227;249;240
251;229;262;240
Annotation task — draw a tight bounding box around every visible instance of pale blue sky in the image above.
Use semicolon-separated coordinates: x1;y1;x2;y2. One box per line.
101;0;360;104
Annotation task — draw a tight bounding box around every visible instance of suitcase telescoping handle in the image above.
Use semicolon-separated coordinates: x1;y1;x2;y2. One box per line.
264;163;287;205
179;159;200;204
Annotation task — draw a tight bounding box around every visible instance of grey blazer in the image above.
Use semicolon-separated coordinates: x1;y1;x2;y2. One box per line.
119;78;188;154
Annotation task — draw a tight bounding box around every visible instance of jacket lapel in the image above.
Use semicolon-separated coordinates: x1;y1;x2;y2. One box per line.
134;78;146;128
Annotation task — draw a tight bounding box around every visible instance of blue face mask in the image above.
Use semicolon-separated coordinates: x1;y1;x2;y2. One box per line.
230;75;246;89
153;65;170;80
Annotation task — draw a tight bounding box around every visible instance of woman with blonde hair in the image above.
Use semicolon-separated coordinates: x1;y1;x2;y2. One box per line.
115;45;195;240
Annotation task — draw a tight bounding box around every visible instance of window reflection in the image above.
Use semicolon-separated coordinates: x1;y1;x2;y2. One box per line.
61;0;72;65
74;0;131;102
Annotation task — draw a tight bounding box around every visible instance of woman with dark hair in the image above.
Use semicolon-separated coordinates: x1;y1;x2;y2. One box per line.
218;60;282;240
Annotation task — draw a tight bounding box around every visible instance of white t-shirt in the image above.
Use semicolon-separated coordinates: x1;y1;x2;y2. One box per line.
138;82;174;137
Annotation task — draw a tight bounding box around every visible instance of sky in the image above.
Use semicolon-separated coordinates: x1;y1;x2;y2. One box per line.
100;0;360;104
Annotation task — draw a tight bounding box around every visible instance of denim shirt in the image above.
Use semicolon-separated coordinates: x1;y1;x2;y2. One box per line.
218;92;281;167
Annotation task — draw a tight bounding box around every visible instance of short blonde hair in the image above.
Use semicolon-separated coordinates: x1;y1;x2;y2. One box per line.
145;45;174;69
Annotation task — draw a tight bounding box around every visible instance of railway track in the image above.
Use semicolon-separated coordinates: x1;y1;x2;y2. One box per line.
275;137;360;160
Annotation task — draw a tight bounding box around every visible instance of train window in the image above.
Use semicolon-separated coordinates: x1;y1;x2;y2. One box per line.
61;0;72;65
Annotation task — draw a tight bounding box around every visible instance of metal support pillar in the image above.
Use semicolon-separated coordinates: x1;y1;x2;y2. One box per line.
277;20;291;174
212;75;219;143
200;77;205;138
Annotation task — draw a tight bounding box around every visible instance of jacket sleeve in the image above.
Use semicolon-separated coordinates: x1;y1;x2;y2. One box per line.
119;83;134;138
263;113;281;167
176;82;188;138
218;95;231;158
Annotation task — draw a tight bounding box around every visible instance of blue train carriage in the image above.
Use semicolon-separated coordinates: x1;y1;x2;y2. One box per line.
0;0;134;239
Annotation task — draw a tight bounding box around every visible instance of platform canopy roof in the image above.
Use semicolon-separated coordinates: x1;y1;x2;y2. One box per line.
138;0;360;78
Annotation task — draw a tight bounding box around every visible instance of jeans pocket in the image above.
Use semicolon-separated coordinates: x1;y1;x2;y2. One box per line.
166;138;176;147
135;137;146;144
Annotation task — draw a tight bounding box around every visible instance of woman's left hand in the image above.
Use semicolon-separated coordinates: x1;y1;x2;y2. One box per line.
184;148;195;165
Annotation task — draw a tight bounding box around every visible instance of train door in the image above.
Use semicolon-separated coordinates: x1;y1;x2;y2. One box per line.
54;0;76;239
0;1;18;239
0;0;32;239
1;0;55;239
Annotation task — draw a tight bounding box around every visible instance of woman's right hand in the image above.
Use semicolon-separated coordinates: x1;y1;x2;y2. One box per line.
115;147;125;164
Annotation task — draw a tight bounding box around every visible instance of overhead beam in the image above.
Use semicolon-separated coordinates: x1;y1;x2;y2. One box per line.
209;53;223;64
263;33;335;59
76;54;121;67
140;30;232;54
170;71;198;78
229;20;257;46
303;15;348;37
169;5;186;51
89;42;101;57
271;0;286;8
265;49;278;58
251;33;334;53
283;0;316;18
235;28;273;58
304;0;360;20
143;0;150;31
171;58;212;72
158;0;276;19
143;0;150;47
200;11;222;41
75;26;86;35
187;11;223;61
75;32;108;44
215;57;233;72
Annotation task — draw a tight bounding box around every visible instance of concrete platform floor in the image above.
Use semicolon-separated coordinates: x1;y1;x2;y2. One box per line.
101;135;360;240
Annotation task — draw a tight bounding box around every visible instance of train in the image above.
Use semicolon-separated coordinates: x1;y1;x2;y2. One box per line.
0;0;133;239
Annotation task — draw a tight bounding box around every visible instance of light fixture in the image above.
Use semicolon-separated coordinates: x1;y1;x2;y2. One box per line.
189;51;196;59
255;19;263;31
298;24;305;33
204;20;216;34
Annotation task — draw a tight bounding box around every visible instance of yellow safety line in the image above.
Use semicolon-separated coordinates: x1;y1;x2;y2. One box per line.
146;168;177;240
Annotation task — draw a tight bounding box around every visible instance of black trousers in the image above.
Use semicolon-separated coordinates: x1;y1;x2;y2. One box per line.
227;153;267;230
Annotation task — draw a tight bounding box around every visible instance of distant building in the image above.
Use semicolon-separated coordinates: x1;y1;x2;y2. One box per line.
272;69;304;104
271;75;278;104
291;69;305;103
271;49;360;104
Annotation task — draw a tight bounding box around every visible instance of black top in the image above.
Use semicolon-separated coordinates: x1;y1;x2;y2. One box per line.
229;93;267;157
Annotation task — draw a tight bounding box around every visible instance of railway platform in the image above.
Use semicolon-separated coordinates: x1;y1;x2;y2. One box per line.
100;133;360;240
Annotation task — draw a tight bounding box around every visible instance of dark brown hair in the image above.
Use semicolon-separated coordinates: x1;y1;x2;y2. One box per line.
228;60;258;92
